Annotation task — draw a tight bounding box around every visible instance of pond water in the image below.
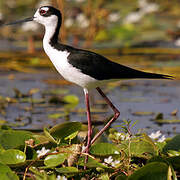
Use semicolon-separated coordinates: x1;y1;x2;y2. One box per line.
0;68;179;137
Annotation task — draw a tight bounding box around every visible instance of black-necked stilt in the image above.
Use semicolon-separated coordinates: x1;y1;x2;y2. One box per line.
5;6;172;153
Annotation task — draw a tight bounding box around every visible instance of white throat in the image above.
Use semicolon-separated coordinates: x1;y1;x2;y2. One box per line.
43;24;57;46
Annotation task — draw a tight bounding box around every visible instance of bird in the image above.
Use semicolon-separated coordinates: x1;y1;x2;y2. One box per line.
5;6;172;153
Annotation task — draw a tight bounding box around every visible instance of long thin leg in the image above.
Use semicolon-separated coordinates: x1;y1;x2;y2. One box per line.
90;87;120;145
83;88;92;153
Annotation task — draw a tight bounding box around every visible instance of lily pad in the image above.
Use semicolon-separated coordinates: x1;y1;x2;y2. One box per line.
56;167;78;173
62;95;79;104
48;113;67;119
0;163;19;180
49;122;82;141
49;88;69;95
0;149;26;164
44;153;68;167
90;143;120;156
154;119;180;124
132;111;154;116
130;139;157;158
167;156;180;171
163;135;180;152
78;157;108;168
0;130;34;149
128;162;169;180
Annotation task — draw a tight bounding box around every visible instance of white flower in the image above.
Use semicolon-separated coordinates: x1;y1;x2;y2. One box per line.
149;130;162;139
76;14;89;28
57;175;67;180
174;38;180;46
36;147;50;158
111;160;120;167
123;12;144;24
138;0;159;14
149;130;166;142
108;12;120;22
141;3;159;14
138;0;148;8
65;18;74;28
158;135;166;142
116;132;129;141
104;156;120;167
104;156;113;164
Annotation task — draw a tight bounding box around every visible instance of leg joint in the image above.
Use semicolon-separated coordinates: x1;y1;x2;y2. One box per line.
115;111;120;118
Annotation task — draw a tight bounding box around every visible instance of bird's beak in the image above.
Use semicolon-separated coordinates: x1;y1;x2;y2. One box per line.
5;17;34;25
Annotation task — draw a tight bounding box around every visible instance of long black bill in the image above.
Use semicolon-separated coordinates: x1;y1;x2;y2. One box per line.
5;17;34;26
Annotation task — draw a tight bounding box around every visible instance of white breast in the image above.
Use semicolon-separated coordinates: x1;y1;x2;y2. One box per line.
43;41;98;89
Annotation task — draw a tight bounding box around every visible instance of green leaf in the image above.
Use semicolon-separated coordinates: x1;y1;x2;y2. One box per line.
43;128;57;144
0;149;26;164
130;139;157;158
0;163;19;180
49;88;69;95
63;95;79;104
148;156;167;164
163;135;180;152
56;167;78;173
0;130;33;149
154;119;180;124
115;174;127;180
167;156;180;171
167;150;180;156
44;153;68;167
90;143;120;156
48;113;67;119
30;166;57;180
78;157;108;168
49;122;82;141
98;173;110;180
64;131;79;141
128;162;169;180
32;134;49;144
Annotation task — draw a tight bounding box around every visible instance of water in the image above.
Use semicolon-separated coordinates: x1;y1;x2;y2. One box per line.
0;69;179;136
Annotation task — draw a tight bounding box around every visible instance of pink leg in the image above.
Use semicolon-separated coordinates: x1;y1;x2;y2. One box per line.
83;88;92;153
90;87;120;145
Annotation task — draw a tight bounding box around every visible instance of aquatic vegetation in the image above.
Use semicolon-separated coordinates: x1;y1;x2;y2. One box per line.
0;120;179;179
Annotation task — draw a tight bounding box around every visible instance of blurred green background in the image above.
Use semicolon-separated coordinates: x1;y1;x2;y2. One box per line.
1;0;180;50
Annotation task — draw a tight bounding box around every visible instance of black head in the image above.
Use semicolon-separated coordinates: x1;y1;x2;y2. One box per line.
4;6;62;27
33;6;62;27
38;6;61;18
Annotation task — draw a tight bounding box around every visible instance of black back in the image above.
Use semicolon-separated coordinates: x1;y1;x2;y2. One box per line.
67;48;171;80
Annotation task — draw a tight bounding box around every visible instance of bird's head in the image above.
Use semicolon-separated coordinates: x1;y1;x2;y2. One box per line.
5;6;62;28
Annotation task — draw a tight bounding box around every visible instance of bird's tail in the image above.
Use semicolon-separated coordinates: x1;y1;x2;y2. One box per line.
135;71;173;80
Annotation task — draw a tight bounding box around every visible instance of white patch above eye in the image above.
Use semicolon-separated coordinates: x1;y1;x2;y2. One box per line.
41;7;49;11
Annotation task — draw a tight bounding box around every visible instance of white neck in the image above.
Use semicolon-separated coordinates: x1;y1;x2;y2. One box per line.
43;25;56;46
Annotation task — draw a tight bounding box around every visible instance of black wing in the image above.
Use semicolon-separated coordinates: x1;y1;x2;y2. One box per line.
67;48;172;80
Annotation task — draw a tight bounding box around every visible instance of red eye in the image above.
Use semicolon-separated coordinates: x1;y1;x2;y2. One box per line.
40;9;47;15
